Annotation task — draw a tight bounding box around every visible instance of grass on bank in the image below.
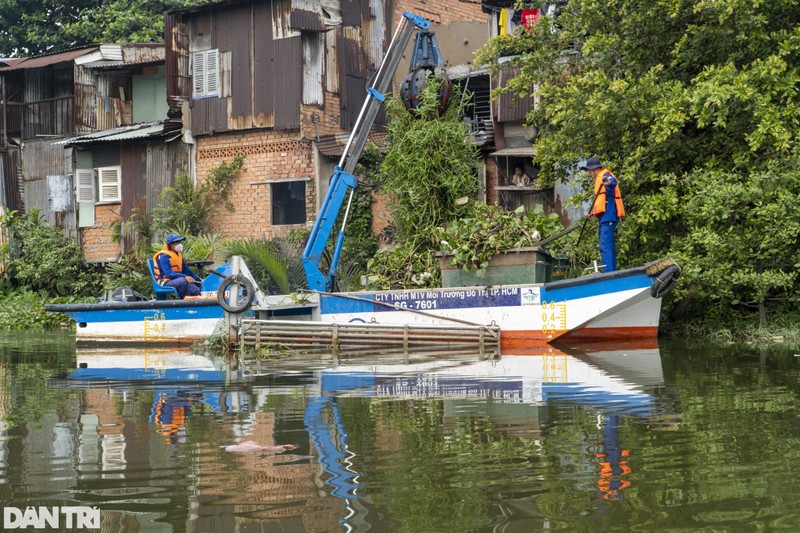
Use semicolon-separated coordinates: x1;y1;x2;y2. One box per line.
663;308;800;347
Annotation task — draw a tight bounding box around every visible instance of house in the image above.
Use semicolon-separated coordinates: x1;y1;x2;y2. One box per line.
479;0;583;226
165;0;488;241
0;44;191;262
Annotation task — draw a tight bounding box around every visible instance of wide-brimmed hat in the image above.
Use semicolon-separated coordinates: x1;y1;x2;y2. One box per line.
580;157;603;170
166;233;186;245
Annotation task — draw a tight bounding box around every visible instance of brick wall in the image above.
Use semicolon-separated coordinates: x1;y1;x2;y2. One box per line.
81;204;121;261
393;0;484;25
485;156;501;206
196;130;316;239
300;92;343;139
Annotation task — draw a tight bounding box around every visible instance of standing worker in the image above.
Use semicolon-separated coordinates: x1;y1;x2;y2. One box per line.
153;233;201;299
581;157;625;272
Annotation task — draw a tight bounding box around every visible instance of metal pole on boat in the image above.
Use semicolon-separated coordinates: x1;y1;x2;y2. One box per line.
576;188;603;246
226;257;243;345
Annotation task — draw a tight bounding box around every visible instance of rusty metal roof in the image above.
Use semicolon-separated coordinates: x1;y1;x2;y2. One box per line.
0;47;98;71
316;132;386;157
316;132;351;157
167;0;249;16
78;44;165;69
0;58;24;68
290;9;326;31
53;122;166;145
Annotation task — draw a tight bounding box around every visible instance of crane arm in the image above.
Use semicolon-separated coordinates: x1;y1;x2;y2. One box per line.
302;12;430;292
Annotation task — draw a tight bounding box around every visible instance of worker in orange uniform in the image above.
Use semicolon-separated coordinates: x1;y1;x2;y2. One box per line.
582;157;625;272
153;233;200;299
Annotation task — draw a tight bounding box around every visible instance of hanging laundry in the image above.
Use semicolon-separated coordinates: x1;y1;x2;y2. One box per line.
499;8;509;36
522;8;540;30
509;10;522;34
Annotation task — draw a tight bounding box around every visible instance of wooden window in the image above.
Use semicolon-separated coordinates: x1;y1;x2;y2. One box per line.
97;166;121;203
75;169;95;203
192;49;219;99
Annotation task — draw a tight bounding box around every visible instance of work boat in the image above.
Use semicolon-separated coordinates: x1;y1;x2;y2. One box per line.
45;254;680;349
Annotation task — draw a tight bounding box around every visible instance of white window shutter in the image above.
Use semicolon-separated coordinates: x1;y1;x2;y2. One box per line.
193;51;206;98
206;49;219;96
98;167;121;202
75;169;95;203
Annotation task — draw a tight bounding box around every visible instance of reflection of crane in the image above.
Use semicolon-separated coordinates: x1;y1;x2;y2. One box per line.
304;396;368;532
302;12;448;293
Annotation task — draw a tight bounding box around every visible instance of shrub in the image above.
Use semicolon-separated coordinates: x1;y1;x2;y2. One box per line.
0;209;101;297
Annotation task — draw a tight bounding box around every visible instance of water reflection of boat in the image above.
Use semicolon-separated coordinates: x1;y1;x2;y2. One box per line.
68;347;226;383
317;347;664;414
62;345;667;529
303;345;666;529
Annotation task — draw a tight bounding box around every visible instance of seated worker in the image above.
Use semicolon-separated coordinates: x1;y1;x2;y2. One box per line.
153;233;201;299
511;164;531;187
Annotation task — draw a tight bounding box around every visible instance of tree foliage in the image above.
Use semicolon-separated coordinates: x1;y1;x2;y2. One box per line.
0;0;206;57
476;0;800;323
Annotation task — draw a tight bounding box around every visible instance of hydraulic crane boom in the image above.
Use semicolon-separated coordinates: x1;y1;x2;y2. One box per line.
302;12;431;292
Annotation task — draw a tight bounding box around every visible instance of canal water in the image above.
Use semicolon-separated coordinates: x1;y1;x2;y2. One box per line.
0;331;799;532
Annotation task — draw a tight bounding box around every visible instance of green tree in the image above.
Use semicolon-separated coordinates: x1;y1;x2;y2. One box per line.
0;0;205;57
476;0;800;323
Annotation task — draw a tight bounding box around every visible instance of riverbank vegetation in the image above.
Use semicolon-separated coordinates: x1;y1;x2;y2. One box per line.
475;0;800;331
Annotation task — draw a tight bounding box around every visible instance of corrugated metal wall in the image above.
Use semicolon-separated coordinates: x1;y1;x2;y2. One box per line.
0;149;21;210
338;28;369;130
271;0;301;39
275;36;302;130
216;3;252;123
337;0;389;130
21;139;75;234
93;144;120;169
22;140;66;182
180;0;304;135
23;69;50;103
166;14;191;108
74;64;96;133
120;143;147;219
302;33;324;106
325;30;339;94
497;67;534;123
253;1;276;128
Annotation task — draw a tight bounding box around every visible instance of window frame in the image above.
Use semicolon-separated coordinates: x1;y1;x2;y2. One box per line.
192;49;220;99
96;166;121;203
75;168;95;203
270;179;308;226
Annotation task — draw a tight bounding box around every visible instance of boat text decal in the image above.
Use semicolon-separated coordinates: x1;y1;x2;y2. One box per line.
373;287;525;312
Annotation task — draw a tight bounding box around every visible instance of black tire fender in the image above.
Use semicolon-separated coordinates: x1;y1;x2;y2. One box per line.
650;264;681;299
217;275;255;313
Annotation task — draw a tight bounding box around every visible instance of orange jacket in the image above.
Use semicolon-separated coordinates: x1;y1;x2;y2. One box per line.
153;247;185;284
591;168;626;218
